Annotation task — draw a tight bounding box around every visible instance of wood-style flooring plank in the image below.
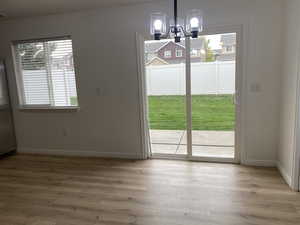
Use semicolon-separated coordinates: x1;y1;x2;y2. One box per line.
0;154;299;225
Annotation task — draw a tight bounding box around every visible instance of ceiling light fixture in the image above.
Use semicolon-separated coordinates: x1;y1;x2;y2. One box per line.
150;0;203;42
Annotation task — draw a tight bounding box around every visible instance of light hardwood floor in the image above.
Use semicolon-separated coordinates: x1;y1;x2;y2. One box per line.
0;154;299;225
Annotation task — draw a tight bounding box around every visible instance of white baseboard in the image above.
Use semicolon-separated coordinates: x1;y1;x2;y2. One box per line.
242;159;277;167
0;146;16;155
277;161;292;187
17;147;142;159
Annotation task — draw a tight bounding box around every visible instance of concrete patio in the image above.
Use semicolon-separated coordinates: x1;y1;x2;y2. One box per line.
150;130;235;158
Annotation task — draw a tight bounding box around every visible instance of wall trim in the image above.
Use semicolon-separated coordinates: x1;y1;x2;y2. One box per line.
242;159;277;167
291;30;300;191
277;161;292;187
17;147;142;159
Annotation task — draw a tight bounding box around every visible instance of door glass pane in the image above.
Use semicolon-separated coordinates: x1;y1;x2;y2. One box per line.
190;33;236;158
145;39;187;155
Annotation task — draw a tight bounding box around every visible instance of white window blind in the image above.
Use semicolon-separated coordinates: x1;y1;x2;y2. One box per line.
14;37;79;108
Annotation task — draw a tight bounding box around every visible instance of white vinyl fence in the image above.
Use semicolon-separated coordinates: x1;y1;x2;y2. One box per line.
146;61;235;96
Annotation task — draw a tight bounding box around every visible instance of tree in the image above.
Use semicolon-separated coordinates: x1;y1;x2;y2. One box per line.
18;42;56;70
203;39;215;62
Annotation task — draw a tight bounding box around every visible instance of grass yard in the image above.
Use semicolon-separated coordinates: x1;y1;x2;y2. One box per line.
70;96;78;106
148;95;235;131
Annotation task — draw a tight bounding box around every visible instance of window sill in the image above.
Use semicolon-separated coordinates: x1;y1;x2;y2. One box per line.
18;106;80;112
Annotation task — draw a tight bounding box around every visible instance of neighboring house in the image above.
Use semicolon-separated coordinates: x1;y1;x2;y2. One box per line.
145;38;206;65
216;34;236;61
156;41;186;65
145;34;236;66
52;53;74;70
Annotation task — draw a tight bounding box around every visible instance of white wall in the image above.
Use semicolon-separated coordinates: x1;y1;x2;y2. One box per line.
0;0;283;163
278;0;300;187
146;61;235;96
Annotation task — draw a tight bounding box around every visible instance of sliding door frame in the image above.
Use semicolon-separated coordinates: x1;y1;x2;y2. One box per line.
137;24;244;163
136;33;152;159
186;36;192;159
187;25;243;164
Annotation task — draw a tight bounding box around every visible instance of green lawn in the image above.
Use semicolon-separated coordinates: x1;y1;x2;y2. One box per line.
70;96;78;106
148;95;235;131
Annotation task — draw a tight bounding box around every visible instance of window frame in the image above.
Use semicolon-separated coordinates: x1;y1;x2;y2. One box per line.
164;50;172;58
191;49;199;57
12;36;80;110
175;49;183;57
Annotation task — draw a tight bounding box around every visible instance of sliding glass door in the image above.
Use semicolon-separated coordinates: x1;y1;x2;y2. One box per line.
145;38;187;157
190;33;236;161
145;30;239;162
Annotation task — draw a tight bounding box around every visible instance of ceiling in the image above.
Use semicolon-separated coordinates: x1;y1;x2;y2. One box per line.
0;0;158;19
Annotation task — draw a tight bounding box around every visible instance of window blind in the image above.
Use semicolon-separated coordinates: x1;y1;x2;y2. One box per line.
14;37;78;108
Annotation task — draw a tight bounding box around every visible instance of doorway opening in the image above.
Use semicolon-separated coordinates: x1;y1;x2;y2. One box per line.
143;31;239;162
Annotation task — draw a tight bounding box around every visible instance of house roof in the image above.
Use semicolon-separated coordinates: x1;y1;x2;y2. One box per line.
184;38;205;49
145;41;168;53
146;56;169;66
221;34;236;46
145;38;205;53
213;49;223;55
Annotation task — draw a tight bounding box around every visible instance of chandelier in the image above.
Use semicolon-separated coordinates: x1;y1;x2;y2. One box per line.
150;0;203;42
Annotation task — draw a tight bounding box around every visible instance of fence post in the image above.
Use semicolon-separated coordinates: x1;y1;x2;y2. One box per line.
181;63;185;95
215;60;220;95
147;66;151;96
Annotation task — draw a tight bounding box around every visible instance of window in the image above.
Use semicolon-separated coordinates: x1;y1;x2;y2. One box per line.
191;49;198;57
13;37;79;108
176;49;183;57
164;50;171;58
225;46;233;52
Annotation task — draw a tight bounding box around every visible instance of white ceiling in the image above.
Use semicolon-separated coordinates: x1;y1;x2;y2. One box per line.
0;0;158;19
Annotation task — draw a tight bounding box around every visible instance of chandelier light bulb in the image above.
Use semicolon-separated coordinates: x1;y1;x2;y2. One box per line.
190;17;199;29
154;19;163;32
150;1;203;41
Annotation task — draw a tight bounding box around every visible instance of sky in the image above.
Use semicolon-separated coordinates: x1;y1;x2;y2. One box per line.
206;34;222;50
